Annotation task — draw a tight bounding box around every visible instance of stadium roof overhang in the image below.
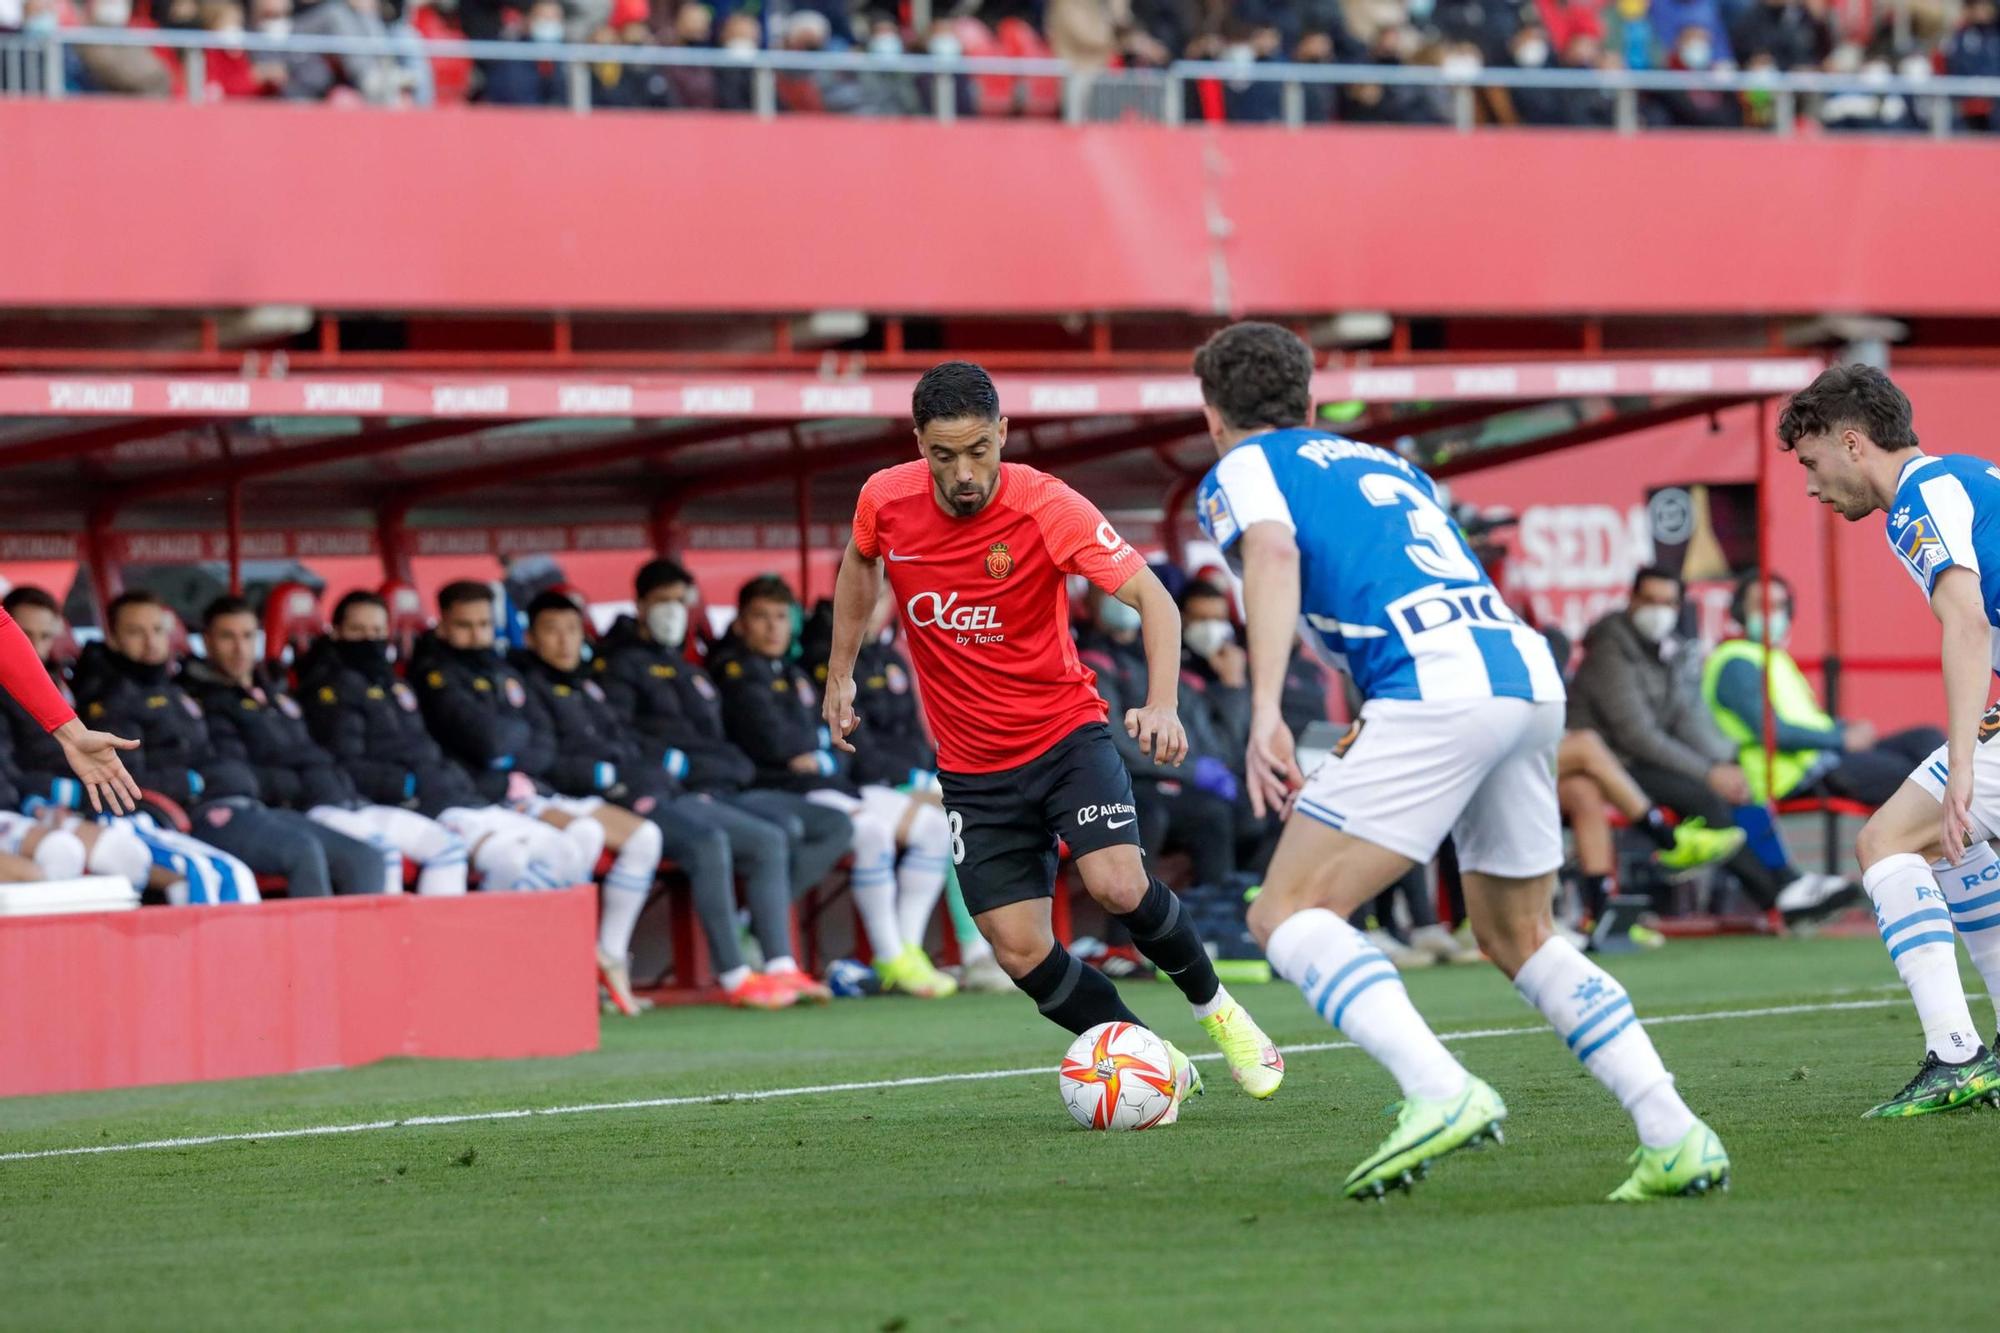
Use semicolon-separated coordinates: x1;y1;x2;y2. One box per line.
0;356;1822;599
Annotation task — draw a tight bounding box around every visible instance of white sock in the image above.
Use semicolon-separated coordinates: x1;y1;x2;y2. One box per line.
559;817;606;885
849;812;904;959
1866;853;1982;1062
1513;937;1695;1149
1191;983;1231;1021
895;804;952;947
373;839;404;896
718;965;752;991
413;829;469;897
766;954;799;974
1266;908;1466;1101
86;823;151;891
597;821;661;959
1935;841;2000;1032
30;829;86;880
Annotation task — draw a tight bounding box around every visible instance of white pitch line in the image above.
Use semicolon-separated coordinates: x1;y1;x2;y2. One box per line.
0;992;1922;1166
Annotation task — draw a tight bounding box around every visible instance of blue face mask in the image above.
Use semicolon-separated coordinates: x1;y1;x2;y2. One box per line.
1744;609;1791;647
23;11;59;32
1097;597;1141;634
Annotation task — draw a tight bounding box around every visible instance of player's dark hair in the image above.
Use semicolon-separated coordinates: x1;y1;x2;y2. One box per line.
1178;579;1232;612
635;557;693;600
1729;571;1793;626
201;594;255;629
2;585;59;619
525;590;583;626
738;574;795;614
436;580;493;615
912;361;1000;430
1191;322;1314;432
1630;565;1684;598
331;590;388;628
1776;364;1919;453
104;589;166;632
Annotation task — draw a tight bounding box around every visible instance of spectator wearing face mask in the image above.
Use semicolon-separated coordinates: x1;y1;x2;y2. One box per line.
1702;572;1942;807
1648;0;1731;65
480;0;568;103
712;10;760;111
245;0;332;99
293;0;404;101
73;0;176;96
1507;21;1574;123
196;0;289;98
1568;566;1848;920
1648;22;1745;127
1821;44;1931;132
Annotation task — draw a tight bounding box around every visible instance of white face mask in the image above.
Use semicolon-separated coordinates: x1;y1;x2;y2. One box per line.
1899;55;1931;81
1744;609;1791;646
1224;41;1255;64
868;31;901;55
1680;38;1713;69
1515;37;1548;66
926;32;960;58
723;35;757;54
1184;619;1235;658
1440;51;1483;77
257;16;290;36
1631;603;1679;644
23;10;57;32
529;17;564;42
91;0;132;23
1096;597;1141;635
646;601;688;648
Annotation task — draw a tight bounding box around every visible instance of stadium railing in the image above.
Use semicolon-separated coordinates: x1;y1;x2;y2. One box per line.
7;26;2000;138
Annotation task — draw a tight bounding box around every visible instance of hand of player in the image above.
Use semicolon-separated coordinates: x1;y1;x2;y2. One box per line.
1125;702;1187;767
1245;708;1303;820
1843;719;1879;752
1707;763;1751;806
1943;765;1976;859
822;673;859;753
52;719;143;815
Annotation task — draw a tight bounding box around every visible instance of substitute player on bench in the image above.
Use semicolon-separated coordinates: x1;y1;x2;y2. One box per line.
823;361;1285;1110
1194;322;1725;1202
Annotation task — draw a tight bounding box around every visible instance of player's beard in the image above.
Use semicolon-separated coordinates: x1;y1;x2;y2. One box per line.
943;477;995;517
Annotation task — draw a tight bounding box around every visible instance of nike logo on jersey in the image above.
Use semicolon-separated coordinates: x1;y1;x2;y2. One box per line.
887;551;922;561
1106;817;1135;830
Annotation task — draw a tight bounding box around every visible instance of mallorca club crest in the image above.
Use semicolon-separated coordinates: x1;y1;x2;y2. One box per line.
985;542;1014;580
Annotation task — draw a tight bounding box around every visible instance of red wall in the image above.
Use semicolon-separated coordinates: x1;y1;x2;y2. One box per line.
7;100;2000;315
1453;365;2000;734
0;889;599;1097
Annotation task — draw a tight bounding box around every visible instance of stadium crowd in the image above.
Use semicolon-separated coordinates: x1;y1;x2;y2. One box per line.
6;0;1999;131
0;526;1900;1008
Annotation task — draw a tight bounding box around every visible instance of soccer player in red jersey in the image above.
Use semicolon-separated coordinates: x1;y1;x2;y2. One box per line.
823;361;1285;1104
0;604;141;814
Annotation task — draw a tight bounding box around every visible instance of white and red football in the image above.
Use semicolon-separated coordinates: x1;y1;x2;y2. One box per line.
1057;1021;1178;1131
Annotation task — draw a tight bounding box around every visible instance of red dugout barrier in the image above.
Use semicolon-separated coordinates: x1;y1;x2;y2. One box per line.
8;101;2000;316
0;889;599;1098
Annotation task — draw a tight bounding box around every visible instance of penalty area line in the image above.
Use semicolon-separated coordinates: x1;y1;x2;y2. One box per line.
0;993;1916;1165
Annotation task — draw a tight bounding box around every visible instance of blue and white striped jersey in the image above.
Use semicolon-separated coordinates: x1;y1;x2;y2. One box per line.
1886;453;2000;671
1195;428;1565;704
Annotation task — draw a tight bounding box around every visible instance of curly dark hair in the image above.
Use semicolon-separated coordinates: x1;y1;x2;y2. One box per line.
912;361;1000;430
1191;322;1314;433
1776;364;1918;453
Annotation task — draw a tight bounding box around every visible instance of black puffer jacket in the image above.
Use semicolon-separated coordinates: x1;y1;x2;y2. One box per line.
71;643;257;808
182;656;360;812
594;616;757;794
297;636;482;816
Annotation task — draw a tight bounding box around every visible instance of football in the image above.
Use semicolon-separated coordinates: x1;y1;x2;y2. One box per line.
1057;1021;1179;1131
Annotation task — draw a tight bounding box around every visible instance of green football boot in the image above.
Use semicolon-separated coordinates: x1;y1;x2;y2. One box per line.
1343;1076;1507;1201
1607;1120;1731;1202
1862;1046;2000;1119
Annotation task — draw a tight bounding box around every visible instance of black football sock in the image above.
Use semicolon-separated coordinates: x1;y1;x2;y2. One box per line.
1578;873;1612;923
1639;807;1677;851
1016;943;1142;1036
1117;878;1221;1008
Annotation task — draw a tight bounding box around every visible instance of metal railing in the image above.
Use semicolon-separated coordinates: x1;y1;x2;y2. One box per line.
6;25;2000;138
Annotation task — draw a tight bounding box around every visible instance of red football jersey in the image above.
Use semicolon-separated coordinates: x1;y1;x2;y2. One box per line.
853;461;1146;774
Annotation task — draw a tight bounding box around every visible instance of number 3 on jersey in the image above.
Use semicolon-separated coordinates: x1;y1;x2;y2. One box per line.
946;809;966;866
1360;472;1481;583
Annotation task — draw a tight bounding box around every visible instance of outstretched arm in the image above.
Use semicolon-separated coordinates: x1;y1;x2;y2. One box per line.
824;538;883;754
0;610;140;813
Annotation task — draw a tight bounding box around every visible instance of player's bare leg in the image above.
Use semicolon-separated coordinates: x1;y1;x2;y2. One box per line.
1850;779;2000;1115
1075;843;1283;1098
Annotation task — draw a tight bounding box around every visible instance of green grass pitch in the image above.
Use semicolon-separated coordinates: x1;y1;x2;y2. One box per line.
1;936;1993;1331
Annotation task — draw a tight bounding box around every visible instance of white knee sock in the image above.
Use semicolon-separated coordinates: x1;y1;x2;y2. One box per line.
414;830;469;897
1867;852;1982;1062
598;820;661;960
557;817;606;885
373;839;404;896
1513;936;1695;1149
87;822;151;891
1266;908;1466;1101
895;805;951;950
473;834;539;892
848;813;903;960
31;829;85;880
1935;841;2000;1032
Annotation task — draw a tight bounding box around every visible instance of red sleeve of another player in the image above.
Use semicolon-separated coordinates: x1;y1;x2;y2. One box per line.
852;478;884;560
0;609;74;733
1034;482;1146;594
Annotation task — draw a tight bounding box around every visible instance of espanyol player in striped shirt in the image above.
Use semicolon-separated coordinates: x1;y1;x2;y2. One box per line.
1193;323;1727;1202
1779;364;2000;1117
